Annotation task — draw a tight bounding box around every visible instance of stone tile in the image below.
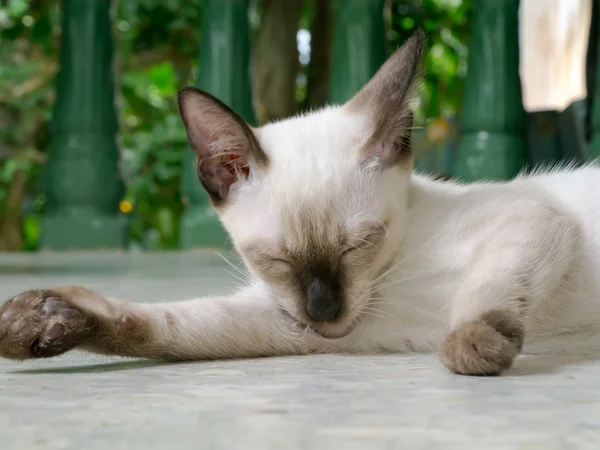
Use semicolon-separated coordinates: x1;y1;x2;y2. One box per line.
0;252;599;449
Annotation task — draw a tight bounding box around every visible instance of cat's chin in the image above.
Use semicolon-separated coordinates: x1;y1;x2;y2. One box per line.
308;322;355;340
282;308;356;339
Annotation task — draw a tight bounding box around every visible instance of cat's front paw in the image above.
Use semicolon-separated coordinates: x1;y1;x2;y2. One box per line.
0;289;96;360
440;310;524;376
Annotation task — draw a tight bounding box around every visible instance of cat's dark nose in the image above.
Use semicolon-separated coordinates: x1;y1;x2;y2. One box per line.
305;277;340;322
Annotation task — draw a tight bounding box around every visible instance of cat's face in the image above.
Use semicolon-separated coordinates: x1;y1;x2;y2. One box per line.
178;31;424;338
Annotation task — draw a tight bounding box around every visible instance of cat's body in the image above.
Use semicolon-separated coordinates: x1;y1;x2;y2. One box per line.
340;165;600;357
2;30;599;375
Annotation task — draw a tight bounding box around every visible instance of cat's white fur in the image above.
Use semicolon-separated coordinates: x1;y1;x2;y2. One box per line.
111;155;600;375
104;32;600;365
3;31;600;375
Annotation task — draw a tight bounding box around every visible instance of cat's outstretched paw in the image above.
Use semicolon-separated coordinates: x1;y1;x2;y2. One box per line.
0;289;96;360
440;310;524;376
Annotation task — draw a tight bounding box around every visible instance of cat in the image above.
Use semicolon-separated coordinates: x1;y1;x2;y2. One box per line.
2;29;600;376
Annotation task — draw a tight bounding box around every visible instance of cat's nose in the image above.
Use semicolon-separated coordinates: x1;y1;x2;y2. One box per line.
305;277;340;322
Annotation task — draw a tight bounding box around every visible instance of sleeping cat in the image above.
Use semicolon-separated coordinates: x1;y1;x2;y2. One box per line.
2;30;600;376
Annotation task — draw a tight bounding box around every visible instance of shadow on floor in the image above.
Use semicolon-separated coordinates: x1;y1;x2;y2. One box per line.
9;359;187;374
9;352;600;376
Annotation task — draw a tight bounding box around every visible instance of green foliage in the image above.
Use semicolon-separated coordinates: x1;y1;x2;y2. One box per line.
0;0;59;250
109;0;199;249
120;64;188;249
0;0;471;251
1;0;199;250
389;0;471;123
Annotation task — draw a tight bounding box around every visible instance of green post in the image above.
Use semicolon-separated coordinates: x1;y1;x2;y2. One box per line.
41;0;127;249
590;0;600;157
328;0;387;104
454;0;526;181
586;0;599;142
180;0;254;248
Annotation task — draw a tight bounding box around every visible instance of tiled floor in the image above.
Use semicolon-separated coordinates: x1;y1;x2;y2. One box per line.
0;252;599;449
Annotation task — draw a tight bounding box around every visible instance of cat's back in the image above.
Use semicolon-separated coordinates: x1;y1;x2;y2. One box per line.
517;164;600;230
518;164;600;305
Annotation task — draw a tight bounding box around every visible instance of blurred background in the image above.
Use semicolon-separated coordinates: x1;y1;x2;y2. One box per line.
0;0;595;252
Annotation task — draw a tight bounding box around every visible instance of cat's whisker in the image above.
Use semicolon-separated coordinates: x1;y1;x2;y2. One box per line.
357;306;404;326
364;261;404;289
369;272;428;294
365;300;404;309
221;269;251;286
352;298;402;323
214;253;253;286
393;222;451;266
220;266;250;285
365;221;451;289
214;252;250;278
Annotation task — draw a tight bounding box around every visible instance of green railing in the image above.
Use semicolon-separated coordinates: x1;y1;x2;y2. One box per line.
40;0;597;250
41;0;127;250
453;0;526;181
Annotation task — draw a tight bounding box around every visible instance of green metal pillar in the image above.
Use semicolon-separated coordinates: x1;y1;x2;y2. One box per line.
328;0;387;104
180;0;254;248
454;0;526;181
586;0;599;142
590;0;600;157
41;0;127;249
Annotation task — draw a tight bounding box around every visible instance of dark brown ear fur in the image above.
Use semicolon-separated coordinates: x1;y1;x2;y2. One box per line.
345;29;425;166
177;87;267;205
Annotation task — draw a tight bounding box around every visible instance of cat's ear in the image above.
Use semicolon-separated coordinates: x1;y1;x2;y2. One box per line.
344;29;424;166
177;87;267;204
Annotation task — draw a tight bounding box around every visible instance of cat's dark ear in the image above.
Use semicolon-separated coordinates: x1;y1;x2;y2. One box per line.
177;87;267;204
344;29;424;166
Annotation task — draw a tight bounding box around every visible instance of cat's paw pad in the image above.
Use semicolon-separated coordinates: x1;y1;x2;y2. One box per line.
0;290;95;360
440;310;524;376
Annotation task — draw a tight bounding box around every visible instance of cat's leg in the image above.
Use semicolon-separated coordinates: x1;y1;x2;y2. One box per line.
440;208;581;376
0;284;316;361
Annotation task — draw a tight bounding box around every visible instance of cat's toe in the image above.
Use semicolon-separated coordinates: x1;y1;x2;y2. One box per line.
440;310;524;376
0;290;95;360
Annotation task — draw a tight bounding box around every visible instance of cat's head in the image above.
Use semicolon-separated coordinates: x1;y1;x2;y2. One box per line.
178;30;424;339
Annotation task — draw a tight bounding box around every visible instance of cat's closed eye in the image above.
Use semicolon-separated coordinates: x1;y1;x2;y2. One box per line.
340;243;371;258
341;227;387;259
267;257;294;270
246;250;295;281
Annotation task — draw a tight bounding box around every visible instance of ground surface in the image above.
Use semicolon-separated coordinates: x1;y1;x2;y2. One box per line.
0;252;599;449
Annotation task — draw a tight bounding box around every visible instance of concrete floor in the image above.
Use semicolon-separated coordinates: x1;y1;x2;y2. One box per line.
1;252;600;449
